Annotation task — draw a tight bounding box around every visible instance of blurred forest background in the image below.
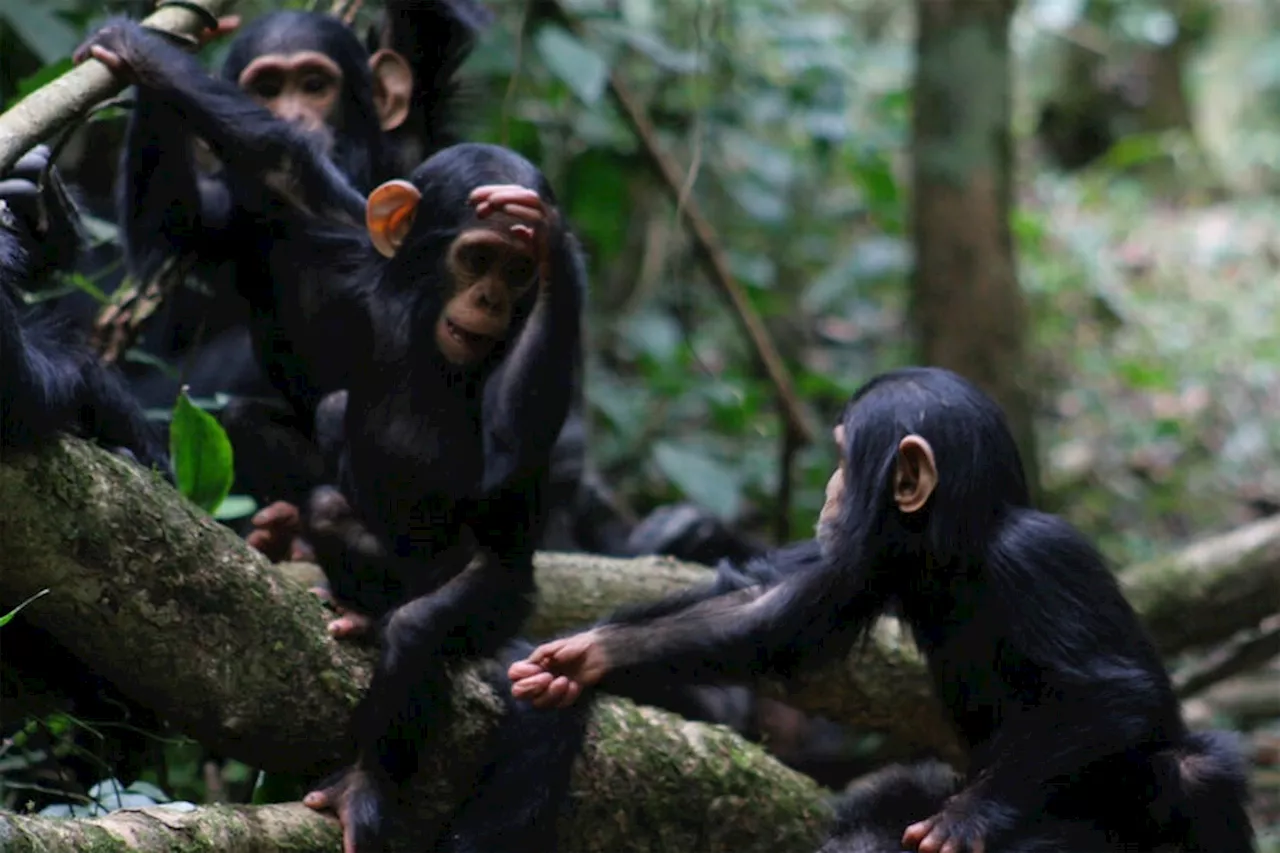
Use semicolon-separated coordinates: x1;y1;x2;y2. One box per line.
3;0;1280;845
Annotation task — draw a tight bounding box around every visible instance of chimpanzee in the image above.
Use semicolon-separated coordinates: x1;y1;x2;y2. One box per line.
78;20;582;852
0;144;167;470
364;0;494;170
509;367;1257;853
113;3;490;515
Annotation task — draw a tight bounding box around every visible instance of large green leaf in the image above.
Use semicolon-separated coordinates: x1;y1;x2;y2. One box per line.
652;441;743;520
169;388;235;515
534;24;609;106
0;0;79;63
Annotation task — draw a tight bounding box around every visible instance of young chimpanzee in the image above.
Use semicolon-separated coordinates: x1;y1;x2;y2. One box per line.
79;19;583;852
113;3;490;519
509;367;1257;853
1;144;167;471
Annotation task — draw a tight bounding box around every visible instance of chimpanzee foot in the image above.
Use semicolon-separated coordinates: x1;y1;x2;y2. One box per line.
246;500;314;562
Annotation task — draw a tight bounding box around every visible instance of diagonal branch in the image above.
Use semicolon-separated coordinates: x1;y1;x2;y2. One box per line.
0;0;239;173
538;0;815;446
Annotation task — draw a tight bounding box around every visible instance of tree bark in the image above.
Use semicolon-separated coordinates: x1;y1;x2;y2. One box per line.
909;0;1040;495
0;438;831;851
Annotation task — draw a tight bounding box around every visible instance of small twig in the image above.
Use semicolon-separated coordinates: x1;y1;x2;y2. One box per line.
1174;614;1280;698
540;0;814;446
0;0;238;173
91;255;197;362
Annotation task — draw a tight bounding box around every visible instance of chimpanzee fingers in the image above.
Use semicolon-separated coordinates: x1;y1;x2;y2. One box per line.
11;145;51;180
82;45;130;77
328;612;374;639
468;184;540;206
303;788;333;810
289;537;317;562
553;678;583;708
309;585;336;604
902;815;938;849
302;781;358;853
527;639;570;667
252;499;301;528
510;670;553;700
197;14;241;46
0;180;38;200
507;659;547;681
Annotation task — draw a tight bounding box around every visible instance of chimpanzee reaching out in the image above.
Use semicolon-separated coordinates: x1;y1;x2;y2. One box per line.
0;144;167;471
509;367;1256;852
78;19;582;851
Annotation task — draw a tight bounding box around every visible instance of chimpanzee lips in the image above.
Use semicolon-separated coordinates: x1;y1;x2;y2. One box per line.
445;317;492;347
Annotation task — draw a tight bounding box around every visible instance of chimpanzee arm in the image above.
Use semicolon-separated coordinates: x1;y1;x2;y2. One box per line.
117;87;234;283
605;538;824;625
79;20;365;226
1;155;168;470
587;549;887;686
481;229;585;491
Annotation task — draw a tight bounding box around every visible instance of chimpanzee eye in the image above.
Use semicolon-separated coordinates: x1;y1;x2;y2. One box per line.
248;72;283;99
301;72;333;95
457;243;496;274
505;257;535;289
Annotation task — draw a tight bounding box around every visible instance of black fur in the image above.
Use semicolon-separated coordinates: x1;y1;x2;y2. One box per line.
0;146;166;470
79;21;583;849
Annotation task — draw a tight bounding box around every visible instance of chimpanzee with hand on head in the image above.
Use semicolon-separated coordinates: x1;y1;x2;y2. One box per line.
78;18;582;851
510;366;1256;853
113;2;490;524
1;144;167;472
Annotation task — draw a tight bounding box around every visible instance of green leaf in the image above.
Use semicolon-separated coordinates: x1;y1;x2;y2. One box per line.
170;388;235;514
566;149;631;261
213;494;259;521
534;24;609;106
652;441;743;519
0;0;80;63
0;588;50;628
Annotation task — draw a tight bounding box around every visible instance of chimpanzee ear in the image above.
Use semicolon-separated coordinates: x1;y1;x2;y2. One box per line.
893;434;938;514
368;49;413;132
367;179;421;258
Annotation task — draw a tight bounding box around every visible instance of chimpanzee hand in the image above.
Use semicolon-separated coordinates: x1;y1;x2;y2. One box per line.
303;768;373;853
73;19;145;81
468;184;556;290
507;630;609;709
246;500;317;563
303;486;380;639
902;796;1000;853
0;145;51;234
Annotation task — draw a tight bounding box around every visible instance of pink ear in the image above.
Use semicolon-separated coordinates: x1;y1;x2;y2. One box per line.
366;179;422;258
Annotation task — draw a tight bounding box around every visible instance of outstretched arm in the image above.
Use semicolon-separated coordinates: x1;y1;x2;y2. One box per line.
77;20;365;227
510;547;881;709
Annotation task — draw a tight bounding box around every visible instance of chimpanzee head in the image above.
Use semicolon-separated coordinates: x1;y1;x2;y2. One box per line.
221;10;412;191
362;143;558;373
817;367;1030;572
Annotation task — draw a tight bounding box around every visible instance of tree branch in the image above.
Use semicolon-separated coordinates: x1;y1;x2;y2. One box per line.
0;0;239;173
4;437;1278;781
537;0;815;446
0;439;829;851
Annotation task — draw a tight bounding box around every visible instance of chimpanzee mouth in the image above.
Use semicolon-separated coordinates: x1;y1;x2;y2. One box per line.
445;317;493;349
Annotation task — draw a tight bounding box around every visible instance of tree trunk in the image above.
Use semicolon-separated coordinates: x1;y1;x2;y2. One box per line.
909;0;1040;495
